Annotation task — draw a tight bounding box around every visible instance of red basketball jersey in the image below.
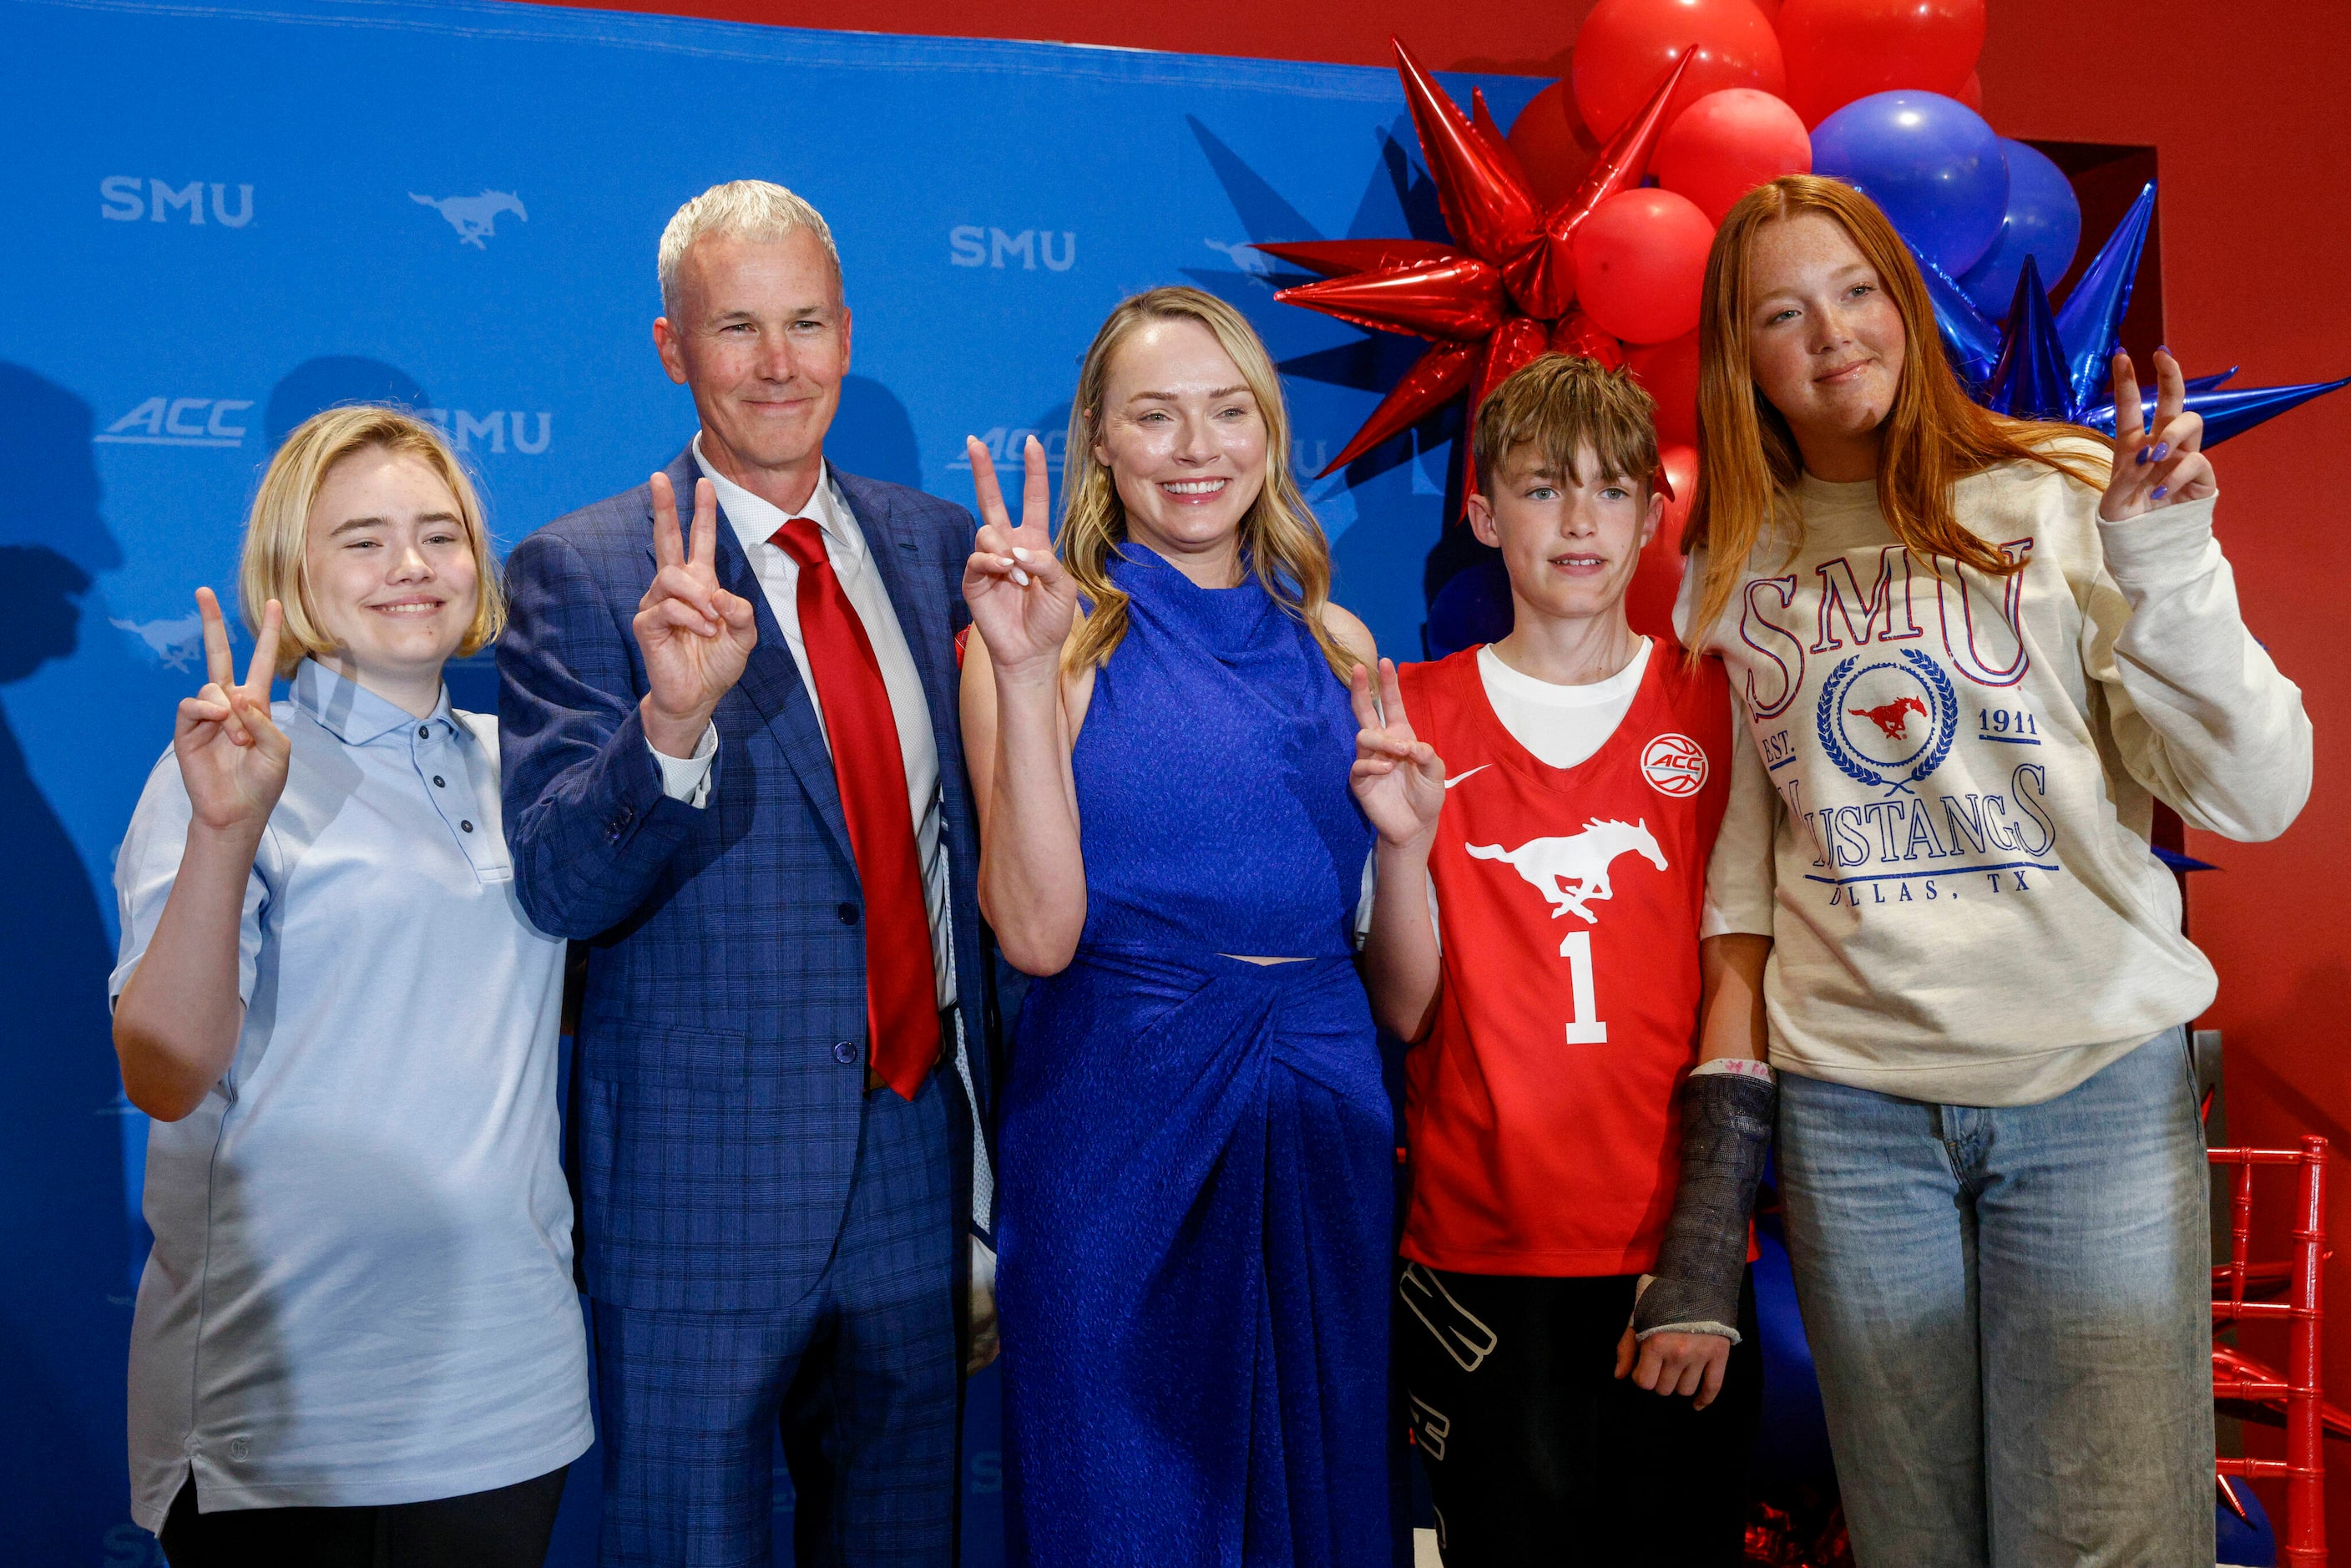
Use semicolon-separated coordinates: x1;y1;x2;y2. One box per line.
1397;643;1732;1277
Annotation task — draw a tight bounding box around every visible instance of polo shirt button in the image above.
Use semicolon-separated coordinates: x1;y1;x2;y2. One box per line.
418;726;431;739
432;776;446;787
461;821;474;832
837;903;859;925
832;1041;858;1065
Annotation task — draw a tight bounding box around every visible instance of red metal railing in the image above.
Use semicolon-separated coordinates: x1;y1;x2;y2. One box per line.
2211;1136;2329;1565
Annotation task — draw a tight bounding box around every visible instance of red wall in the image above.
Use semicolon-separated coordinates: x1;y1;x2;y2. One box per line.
529;0;2351;1527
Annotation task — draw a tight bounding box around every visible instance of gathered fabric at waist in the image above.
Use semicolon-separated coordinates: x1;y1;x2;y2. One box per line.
1012;942;1380;1109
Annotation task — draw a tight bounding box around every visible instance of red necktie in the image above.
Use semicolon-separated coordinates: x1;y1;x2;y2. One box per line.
773;517;939;1100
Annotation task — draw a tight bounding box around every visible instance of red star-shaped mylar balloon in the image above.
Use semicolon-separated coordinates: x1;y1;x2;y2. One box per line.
1261;38;1693;498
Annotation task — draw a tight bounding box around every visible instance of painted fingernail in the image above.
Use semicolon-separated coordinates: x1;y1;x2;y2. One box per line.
2158;345;2171;356
2151;485;2169;500
1011;547;1033;563
2136;448;2151;465
2151;442;2169;461
1010;568;1032;586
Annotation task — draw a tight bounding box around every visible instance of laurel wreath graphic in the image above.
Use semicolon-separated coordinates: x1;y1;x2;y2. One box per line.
1815;650;1959;797
1897;648;1959;792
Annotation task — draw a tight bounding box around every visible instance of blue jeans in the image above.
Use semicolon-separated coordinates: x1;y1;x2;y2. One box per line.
1777;1029;2213;1568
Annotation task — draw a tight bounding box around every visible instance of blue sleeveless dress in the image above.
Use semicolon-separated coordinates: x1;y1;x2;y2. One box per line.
998;548;1401;1567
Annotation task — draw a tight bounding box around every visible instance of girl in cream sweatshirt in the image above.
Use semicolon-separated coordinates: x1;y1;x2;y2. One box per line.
1675;175;2309;1568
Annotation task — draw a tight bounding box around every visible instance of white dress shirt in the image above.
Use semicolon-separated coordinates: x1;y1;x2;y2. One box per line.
649;434;953;1008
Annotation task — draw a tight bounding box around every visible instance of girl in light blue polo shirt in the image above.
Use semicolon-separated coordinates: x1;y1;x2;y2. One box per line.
110;406;590;1566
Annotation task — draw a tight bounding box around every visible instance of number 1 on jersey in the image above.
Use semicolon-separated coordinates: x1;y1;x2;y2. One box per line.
1560;930;1606;1044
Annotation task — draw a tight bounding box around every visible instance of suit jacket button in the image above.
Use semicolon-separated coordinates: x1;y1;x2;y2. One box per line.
837;903;859;925
832;1041;859;1065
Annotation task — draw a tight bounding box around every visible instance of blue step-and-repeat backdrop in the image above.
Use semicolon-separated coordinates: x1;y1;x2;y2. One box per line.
4;0;1541;1559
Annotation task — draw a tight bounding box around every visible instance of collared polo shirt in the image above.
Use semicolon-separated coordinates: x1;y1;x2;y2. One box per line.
111;659;589;1529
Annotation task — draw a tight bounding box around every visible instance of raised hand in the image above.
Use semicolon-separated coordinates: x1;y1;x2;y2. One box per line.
174;586;291;835
635;472;757;756
1349;658;1447;850
2101;347;2217;522
962;435;1076;679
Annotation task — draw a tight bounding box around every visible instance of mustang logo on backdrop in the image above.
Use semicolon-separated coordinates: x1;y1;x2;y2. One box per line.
412;190;528;248
110;614;206;672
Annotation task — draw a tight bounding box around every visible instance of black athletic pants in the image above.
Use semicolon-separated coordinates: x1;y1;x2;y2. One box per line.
1398;1262;1762;1566
159;1463;569;1568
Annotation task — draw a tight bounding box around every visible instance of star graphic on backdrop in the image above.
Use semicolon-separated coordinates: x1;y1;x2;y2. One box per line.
1257;39;1695;497
1919;181;2348;442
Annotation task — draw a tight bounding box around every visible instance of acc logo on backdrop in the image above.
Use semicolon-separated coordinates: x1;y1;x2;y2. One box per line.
1641;733;1708;797
412;190;527;248
948;226;1074;271
1817;648;1958;797
96;397;253;448
950;428;1065;472
100;177;253;226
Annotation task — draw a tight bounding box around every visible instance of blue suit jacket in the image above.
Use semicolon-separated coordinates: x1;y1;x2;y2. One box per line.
498;450;991;1313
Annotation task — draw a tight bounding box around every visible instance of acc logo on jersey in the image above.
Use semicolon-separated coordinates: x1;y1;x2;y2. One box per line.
1818;648;1958;796
1640;733;1708;797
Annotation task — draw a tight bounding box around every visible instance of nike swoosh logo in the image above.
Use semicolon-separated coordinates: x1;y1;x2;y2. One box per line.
1443;765;1491;790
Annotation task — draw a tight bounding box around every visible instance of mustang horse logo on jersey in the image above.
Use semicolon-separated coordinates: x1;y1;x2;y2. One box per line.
1466;819;1667;930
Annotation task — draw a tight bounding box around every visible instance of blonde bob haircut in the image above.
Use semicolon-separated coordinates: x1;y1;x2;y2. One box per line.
1058;286;1358;679
239;404;504;675
1682;175;2106;645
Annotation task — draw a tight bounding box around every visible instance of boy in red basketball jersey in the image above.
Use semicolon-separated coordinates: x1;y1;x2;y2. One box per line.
1351;357;1774;1565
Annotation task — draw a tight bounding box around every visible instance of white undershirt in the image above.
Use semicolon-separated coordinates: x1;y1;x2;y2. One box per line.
1474;637;1651;767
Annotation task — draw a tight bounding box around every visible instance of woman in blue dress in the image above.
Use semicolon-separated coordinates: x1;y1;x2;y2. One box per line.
960;286;1401;1566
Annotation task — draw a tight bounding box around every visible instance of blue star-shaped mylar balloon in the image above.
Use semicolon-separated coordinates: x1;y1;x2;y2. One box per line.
1913;181;2348;443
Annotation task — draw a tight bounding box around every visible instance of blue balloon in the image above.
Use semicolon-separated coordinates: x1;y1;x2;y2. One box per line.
1959;140;2082;317
1812;91;2010;278
2216;1474;2277;1566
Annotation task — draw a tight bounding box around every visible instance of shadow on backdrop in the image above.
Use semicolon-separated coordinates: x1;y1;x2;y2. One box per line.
829;376;923;493
265;356;433;449
0;365;135;1561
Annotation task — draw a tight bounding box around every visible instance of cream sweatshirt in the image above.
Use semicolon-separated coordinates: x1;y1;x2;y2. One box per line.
1681;438;2311;1105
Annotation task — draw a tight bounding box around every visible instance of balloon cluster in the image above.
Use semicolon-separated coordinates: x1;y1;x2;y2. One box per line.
1267;0;2013;506
1267;0;2341;655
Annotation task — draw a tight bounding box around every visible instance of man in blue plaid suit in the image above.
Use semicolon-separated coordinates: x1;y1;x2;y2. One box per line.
498;180;995;1566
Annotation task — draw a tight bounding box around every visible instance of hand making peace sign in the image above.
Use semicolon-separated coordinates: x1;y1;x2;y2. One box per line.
2100;346;2218;523
635;472;758;753
962;434;1076;678
174;586;290;835
1348;658;1448;851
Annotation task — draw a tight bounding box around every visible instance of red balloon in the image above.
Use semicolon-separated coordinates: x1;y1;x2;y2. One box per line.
1748;0;1781;18
1571;0;1786;143
1626;443;1699;643
1654;88;1812;225
1777;0;1985;127
1571;189;1715;345
1627;330;1701;445
1506;79;1600;209
1955;68;1984;111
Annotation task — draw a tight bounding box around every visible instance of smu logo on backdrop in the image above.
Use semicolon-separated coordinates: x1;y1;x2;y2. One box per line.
423;408;552;454
96;397;254;448
100;177;253;226
948;226;1075;271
